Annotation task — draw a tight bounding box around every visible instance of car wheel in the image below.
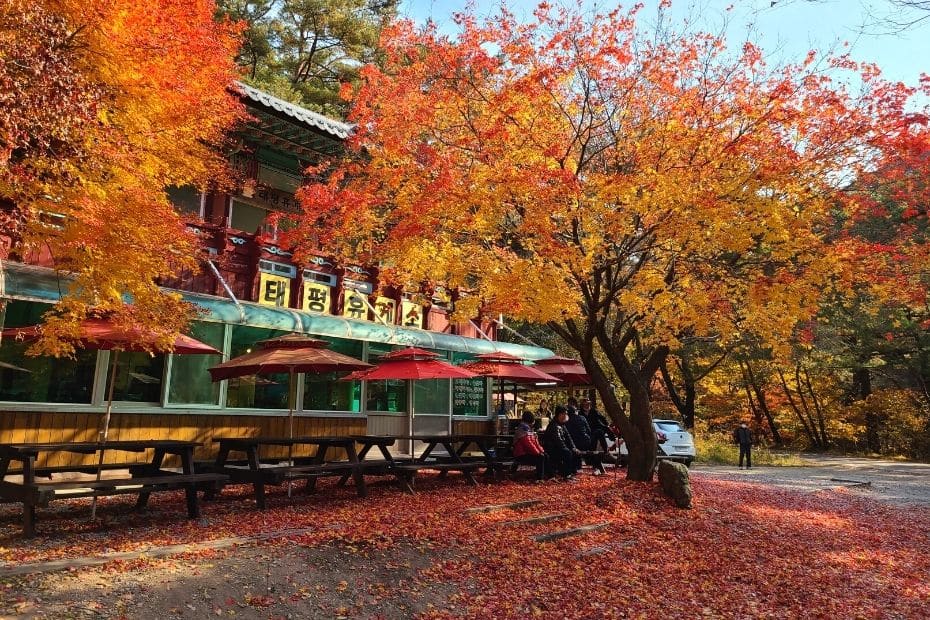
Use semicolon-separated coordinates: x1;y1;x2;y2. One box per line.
684;458;693;468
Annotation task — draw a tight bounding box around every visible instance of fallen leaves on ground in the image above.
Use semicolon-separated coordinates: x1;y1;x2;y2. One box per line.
1;471;928;618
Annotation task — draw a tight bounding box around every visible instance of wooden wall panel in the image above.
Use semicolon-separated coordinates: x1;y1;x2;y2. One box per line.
0;410;369;467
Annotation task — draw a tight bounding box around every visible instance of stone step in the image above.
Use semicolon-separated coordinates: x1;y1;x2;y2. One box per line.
533;522;610;543
500;513;567;526
464;499;543;514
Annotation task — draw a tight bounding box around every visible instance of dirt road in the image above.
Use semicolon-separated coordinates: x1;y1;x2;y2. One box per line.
694;454;930;507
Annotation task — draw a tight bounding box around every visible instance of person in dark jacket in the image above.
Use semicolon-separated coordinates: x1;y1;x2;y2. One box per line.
567;405;606;475
581;398;612;454
734;422;753;469
543;406;581;480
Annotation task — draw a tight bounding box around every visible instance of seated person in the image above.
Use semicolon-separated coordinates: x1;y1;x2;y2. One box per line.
566;406;606;475
542;406;581;480
512;411;548;482
581;398;614;454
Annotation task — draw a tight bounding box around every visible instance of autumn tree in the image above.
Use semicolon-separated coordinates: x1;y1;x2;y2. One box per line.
291;4;925;480
1;0;243;355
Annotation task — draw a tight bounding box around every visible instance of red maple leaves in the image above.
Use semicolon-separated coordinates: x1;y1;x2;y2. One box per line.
1;474;927;618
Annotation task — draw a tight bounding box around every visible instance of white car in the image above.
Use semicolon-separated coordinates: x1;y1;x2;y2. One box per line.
608;419;696;467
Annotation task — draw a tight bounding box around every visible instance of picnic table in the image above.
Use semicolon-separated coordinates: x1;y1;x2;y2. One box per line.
387;434;504;492
209;436;392;509
0;440;227;537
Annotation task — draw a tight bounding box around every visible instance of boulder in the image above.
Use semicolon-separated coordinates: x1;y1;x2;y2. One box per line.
658;460;692;509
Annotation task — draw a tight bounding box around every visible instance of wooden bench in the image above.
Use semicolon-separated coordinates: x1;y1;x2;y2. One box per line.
4;462;135;478
392;462;483;493
1;472;227;537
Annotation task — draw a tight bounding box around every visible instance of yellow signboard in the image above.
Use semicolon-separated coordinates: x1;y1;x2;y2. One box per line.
400;300;423;328
258;272;290;307
374;296;397;324
302;282;331;314
342;289;368;320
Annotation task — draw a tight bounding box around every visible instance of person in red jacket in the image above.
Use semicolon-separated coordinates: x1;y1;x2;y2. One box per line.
512;411;548;482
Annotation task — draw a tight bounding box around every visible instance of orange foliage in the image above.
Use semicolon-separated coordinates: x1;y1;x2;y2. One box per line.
1;0;243;355
293;5;924;352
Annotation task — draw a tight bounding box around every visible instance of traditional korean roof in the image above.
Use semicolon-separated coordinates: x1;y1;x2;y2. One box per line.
232;82;354;160
235;81;353;140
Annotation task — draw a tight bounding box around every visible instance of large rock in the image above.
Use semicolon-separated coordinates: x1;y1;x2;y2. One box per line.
658;460;692;509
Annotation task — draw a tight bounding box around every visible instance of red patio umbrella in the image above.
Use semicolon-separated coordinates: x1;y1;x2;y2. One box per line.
460;352;562;384
461;352;561;427
349;347;478;381
1;317;221;518
532;356;591;386
345;347;478;449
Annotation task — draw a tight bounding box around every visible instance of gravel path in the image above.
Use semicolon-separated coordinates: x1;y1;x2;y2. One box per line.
693;455;930;507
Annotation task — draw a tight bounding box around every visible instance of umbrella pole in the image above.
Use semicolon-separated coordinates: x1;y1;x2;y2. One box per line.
287;367;295;498
91;349;119;520
408;380;414;456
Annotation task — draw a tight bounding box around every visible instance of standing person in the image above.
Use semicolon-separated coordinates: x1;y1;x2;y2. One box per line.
566;405;606;475
543;406;581;480
512;411;548;482
734;422;753;469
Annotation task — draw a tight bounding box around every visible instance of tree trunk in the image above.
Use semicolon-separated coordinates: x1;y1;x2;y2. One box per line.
623;379;658;481
740;360;783;445
778;368;821;449
853;366;879;452
660;359;696;429
802;368;830;449
579;344;658;482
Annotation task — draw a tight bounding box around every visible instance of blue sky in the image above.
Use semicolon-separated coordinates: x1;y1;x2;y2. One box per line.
397;1;930;88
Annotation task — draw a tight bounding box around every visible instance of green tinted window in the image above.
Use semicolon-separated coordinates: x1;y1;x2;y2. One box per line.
106;351;166;403
365;343;407;413
303;336;363;412
167;322;224;406
225;325;290;409
0;301;96;404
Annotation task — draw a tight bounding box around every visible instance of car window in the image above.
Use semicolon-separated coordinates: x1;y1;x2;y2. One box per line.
655;421;685;433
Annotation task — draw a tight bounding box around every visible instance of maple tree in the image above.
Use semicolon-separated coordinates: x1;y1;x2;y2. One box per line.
291;3;928;480
1;0;243;356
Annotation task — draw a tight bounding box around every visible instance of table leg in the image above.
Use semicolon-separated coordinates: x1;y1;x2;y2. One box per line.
476;441;497;478
337;442;373;487
345;442;367;498
135;448;166;511
305;444;327;493
203;444;230;501
417;441;437;463
180;448;200;519
246;446;266;509
377;444;394;461
22;456;36;538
